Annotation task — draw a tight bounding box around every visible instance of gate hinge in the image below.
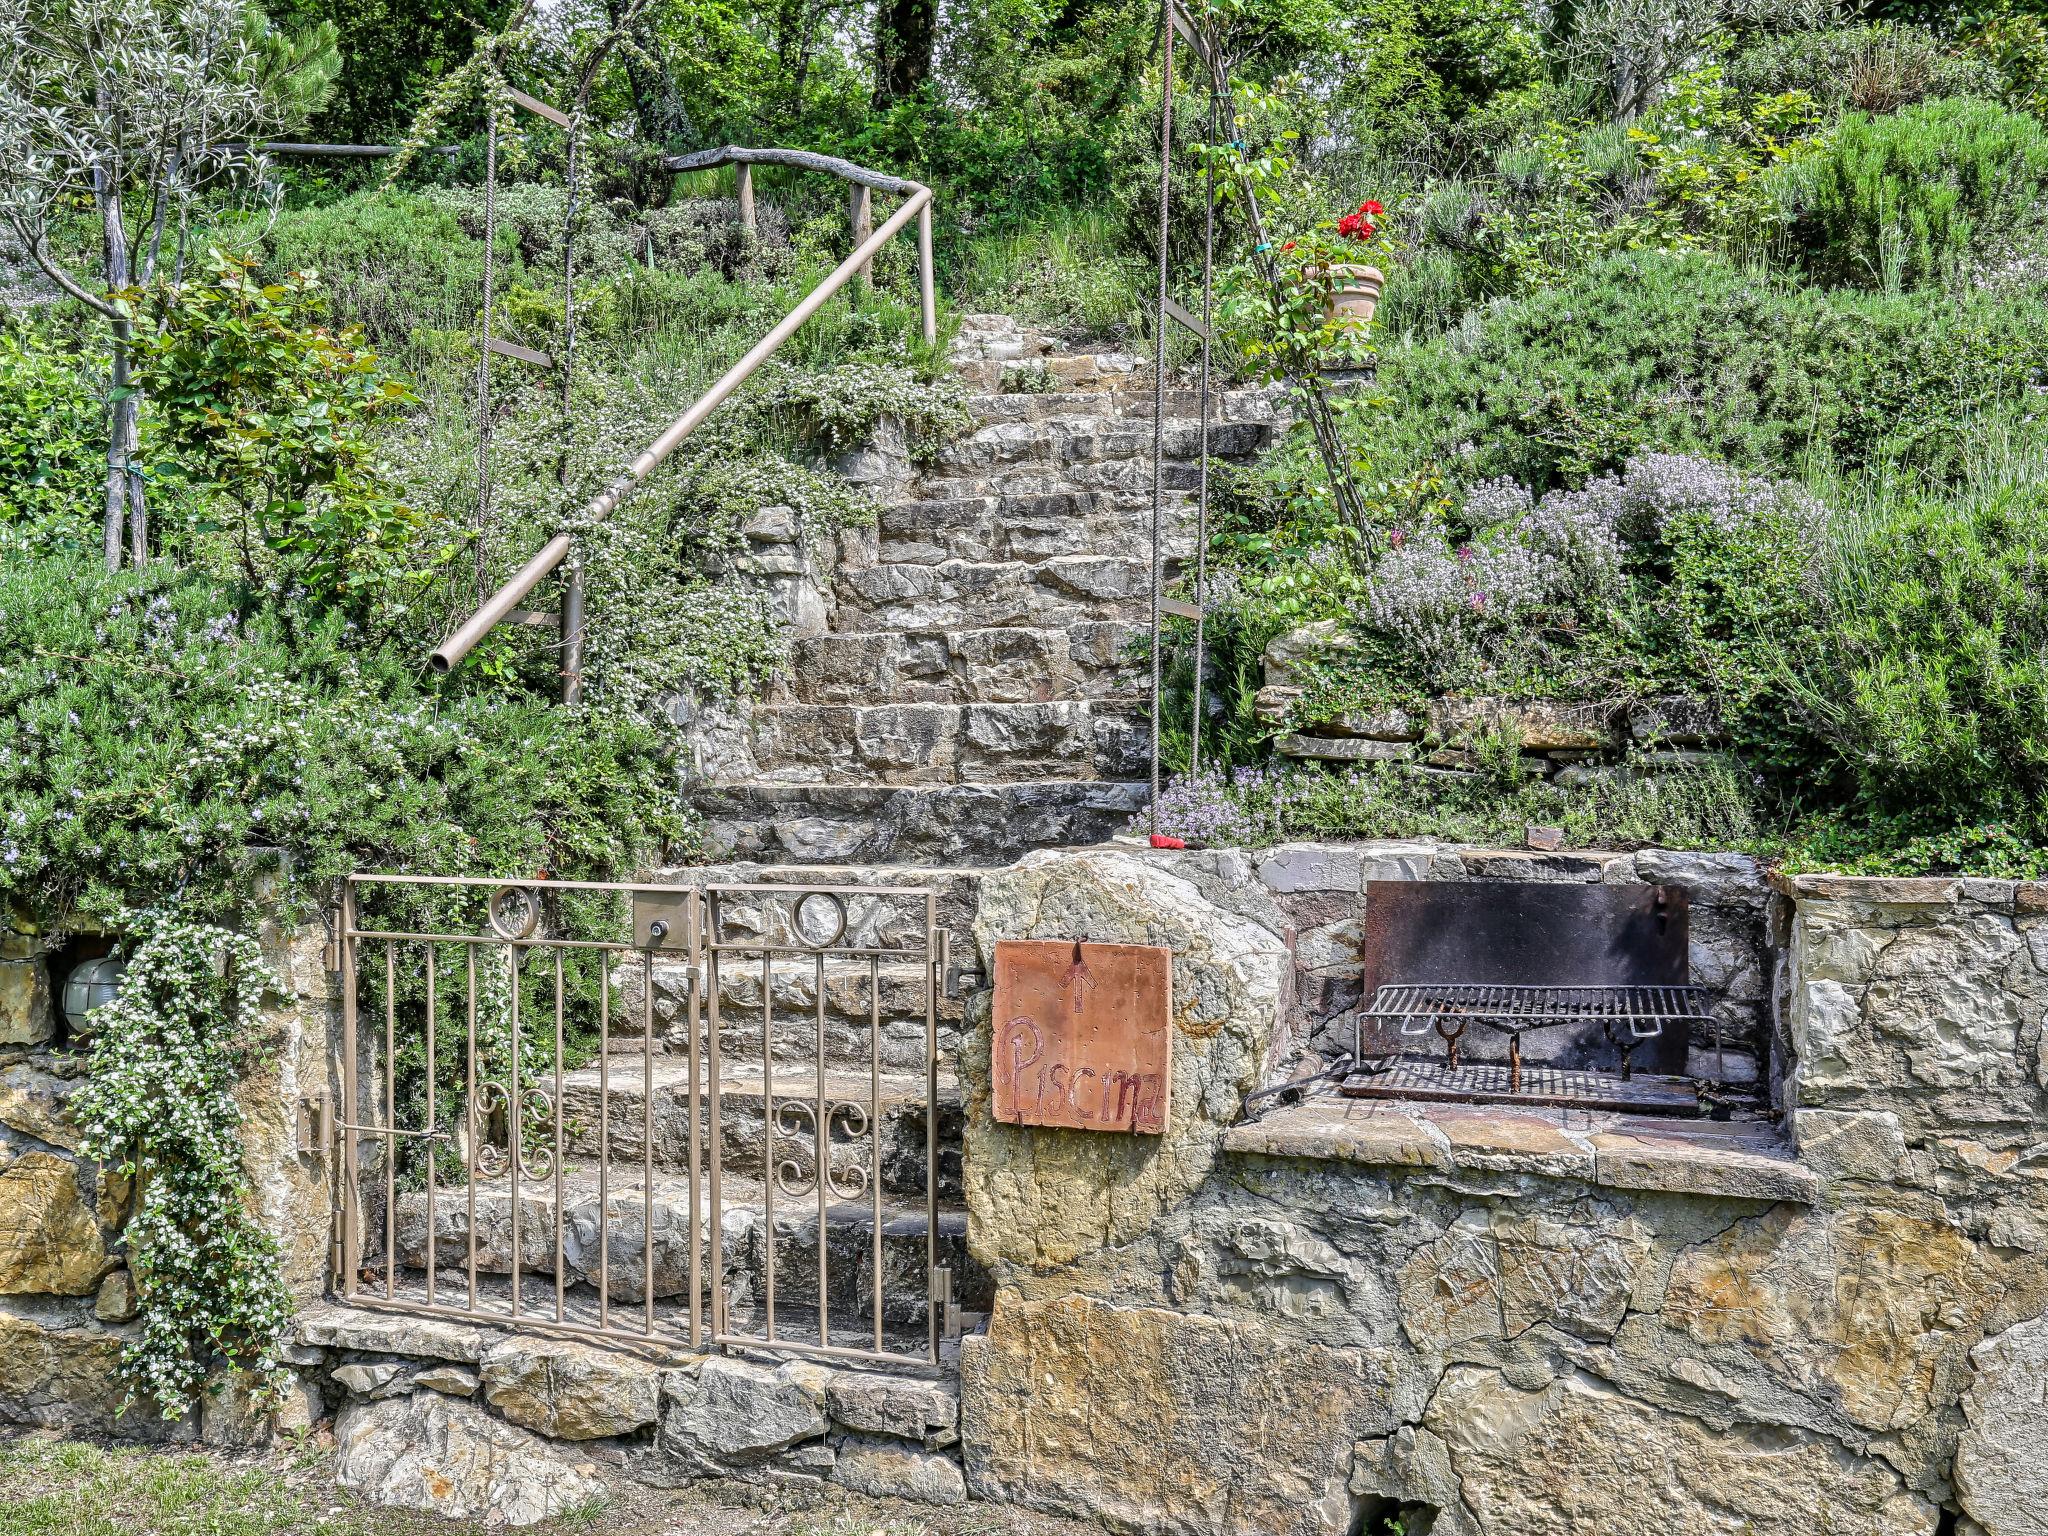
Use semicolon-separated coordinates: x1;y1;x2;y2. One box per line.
931;1264;961;1341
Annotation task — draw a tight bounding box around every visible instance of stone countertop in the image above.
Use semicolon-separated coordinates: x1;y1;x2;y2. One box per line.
1221;1094;1817;1204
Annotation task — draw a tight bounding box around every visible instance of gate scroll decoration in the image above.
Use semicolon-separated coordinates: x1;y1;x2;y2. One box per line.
328;874;952;1367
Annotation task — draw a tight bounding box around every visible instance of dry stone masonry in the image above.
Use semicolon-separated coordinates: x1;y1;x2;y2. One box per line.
954;847;2048;1536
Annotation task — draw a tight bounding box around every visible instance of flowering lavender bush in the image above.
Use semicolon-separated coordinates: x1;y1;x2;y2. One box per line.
1354;451;1815;690
1143;763;1290;846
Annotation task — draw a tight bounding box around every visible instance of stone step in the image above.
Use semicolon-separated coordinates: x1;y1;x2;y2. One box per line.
875;492;1197;566
557;1060;963;1197
833;556;1161;633
603;954;964;1075
767;623;1140;706
964;386;1283;424
383;1169;987;1326
932;417;1273;474
914;453;1205;500
691;781;1149;865
736;700;1145;787
950;351;1143;393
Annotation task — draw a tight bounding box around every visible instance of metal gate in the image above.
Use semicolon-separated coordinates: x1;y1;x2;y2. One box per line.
328;874;953;1366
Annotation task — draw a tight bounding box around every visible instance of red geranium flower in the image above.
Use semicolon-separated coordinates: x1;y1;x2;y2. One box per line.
1336;212;1364;238
1359;199;1384;216
1281;240;1297;251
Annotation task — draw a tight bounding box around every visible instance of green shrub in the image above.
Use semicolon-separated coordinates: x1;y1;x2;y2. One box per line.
1728;23;1998;113
1785;448;2048;839
0;553;689;924
1145;755;1765;852
1367;250;2048;491
127;250;424;619
1793;95;2048;288
239;188;521;341
0;320;103;534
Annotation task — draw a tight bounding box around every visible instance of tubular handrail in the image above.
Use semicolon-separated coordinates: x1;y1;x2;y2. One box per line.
429;155;936;677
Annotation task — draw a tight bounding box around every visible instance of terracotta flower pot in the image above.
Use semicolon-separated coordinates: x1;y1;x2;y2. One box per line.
1322;263;1384;328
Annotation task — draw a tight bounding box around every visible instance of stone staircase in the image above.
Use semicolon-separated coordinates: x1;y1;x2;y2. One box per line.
693;313;1282;866
354;319;1277;1372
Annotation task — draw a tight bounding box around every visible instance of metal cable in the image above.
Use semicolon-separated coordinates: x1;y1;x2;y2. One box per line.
1147;6;1176;835
475;85;501;602
559;110;586;702
1191;86;1216;778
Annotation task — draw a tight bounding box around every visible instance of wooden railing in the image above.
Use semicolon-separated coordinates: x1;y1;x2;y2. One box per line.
428;147;936;683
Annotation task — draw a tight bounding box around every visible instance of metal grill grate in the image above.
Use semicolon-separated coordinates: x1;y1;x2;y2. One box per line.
1363;983;1714;1040
1339;1060;1700;1114
1355;981;1717;1096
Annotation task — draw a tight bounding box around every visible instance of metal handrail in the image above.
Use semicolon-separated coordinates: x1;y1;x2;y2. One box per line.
429;152;937;677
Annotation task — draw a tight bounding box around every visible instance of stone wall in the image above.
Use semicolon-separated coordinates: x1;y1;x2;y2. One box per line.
10;847;2044;1536
0;906;340;1443
1259;623;1731;788
958;848;2048;1536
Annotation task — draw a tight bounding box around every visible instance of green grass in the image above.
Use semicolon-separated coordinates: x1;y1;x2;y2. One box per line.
945;208;1154;343
0;1434;375;1536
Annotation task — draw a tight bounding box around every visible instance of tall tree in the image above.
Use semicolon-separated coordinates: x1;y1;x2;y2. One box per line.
872;0;934;105
0;0;338;568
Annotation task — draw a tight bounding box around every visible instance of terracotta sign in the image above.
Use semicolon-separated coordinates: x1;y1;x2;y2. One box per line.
991;940;1172;1134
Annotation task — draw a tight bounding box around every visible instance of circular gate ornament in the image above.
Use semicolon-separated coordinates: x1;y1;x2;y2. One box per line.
792;891;847;949
487;884;542;941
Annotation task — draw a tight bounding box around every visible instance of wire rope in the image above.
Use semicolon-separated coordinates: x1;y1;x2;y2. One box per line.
475;84;501;603
1147;6;1176;835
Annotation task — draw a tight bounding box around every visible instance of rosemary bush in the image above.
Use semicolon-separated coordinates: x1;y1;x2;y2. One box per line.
74;912;294;1420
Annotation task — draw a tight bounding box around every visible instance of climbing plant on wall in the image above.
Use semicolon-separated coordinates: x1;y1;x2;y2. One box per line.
74;912;295;1420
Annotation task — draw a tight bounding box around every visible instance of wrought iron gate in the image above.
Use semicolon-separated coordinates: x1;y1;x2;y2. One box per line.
329;874;953;1365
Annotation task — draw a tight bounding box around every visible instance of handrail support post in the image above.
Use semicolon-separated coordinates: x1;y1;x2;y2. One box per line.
851;186;873;289
561;553;587;705
737;163;755;234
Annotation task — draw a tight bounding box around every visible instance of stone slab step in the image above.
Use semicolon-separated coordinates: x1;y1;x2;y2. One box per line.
737;700;1145;787
768;622;1140;706
557;1061;962;1196
915;455;1204;500
964;386;1283;424
932;417;1272;474
380;1169;987;1325
876;493;1198;566
833;556;1163;633
602;955;963;1077
690;781;1149;865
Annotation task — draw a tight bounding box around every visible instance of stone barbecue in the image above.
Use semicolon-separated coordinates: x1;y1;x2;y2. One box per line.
1339;878;1723;1114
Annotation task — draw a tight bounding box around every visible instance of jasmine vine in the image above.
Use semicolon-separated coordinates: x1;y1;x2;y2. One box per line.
74;911;294;1420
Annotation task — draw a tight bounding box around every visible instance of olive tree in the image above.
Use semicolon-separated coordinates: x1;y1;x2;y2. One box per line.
0;0;337;569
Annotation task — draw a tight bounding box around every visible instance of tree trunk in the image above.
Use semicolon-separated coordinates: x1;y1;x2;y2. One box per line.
94;81;144;571
872;0;934;107
604;0;688;154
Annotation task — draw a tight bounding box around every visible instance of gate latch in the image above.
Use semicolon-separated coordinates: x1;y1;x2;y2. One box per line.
297;1091;332;1159
632;890;694;951
932;1264;962;1341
